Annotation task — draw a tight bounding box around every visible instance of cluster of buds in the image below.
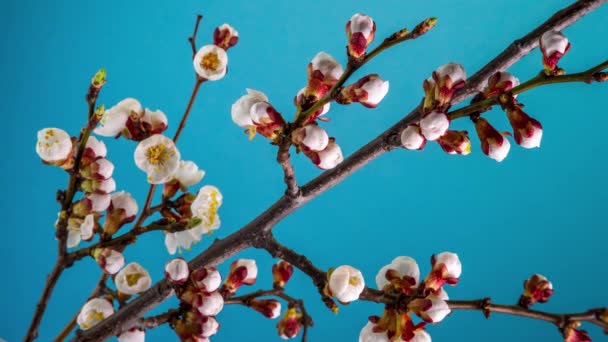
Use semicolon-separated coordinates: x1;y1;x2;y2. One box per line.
94;98;168;141
193;23;239;81
360;252;462;341
518;274;553;308
402;63;469;155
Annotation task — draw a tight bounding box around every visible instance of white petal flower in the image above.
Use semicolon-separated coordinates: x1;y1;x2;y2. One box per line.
310;52;344;81
36;128;72;162
434;252;462;279
199;316;220;337
110;191;138;218
117;328;145;342
87;193;112;212
93;248;125;275
231;259;258;284
174;160;205;186
66;214;95;248
349;13;375;39
191;185;223;233
193;45;228;81
95;98;142;137
359;322;389;342
435;63;466;83
400;125;426;150
96;178;117;194
519;126;543;149
423;295;451;323
85;136;107;159
317;142;344;170
411;329;432;342
541;30;569;56
77;298;114;330
329;265;365;303
192;267;222;292
164;228;202;255
376;256;420;290
134;134;181;184
197;291;224;316
488;136;511;162
165;258;190;283
115;262;152;295
81;158;114;180
420;111;450;141
360;76;389;107
232;89;268;128
142;108;168;134
301;125;329;152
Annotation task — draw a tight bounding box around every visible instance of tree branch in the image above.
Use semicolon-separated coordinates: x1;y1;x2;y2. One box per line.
72;1;606;340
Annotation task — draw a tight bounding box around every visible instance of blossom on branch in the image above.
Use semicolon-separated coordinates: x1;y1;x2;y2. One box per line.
424;252;462;294
82;136;107;164
518;274;553;308
505;105;543;149
327;265;365;303
432;63;466;110
250;299;282;319
80;178;116;195
72;193;111;216
250;101;286;140
213;23;239;50
92;247;125;275
191;267;222;292
540;30;570;72
79;158;114;181
484;71;520;97
272;260;294;288
77;298;114;330
400;125;426;150
134;134;181;184
336;74;390;108
474;117;511;162
277;307;303;339
375;256;420;294
103;191;138;238
36;127;73;167
115;262;152;296
306;140;344;170
419;111;450;141
94;98;142;137
66;214;95;248
346;13;376;59
165;258;190;284
193;45;228;81
117;328;145;342
231;88;268;139
292;124;329;152
408;293;451;323
223;259;258;294
164;160;206;198
196;291;224;316
437;130;471;155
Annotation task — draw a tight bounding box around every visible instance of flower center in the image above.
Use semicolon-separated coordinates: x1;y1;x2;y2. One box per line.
146;144;171;165
349;275;361;287
200;52;220;71
126;272;144;286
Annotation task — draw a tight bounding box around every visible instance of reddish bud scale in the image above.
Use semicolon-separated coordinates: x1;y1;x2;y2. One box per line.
542;44;571;72
474;118;507;157
252;105;286;140
123;116;167;141
518;274;553;308
250;299;281;319
505;106;543;148
438;130;471;155
277;307;302;339
385;269;417;295
563;322;591;342
163;179;181;199
433;73;465;110
213;27;239;50
272;261;294;288
222;266;249;294
485;71;519;98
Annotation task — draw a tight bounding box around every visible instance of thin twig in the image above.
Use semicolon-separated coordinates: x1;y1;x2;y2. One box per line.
72;2;606;340
188;15;203;58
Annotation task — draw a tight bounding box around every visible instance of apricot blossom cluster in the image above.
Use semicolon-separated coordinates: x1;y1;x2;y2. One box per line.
401;30;570;162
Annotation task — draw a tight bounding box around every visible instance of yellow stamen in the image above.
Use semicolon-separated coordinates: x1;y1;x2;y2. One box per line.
349;276;361;287
200;52;220;71
146;143;172;165
126;273;144;286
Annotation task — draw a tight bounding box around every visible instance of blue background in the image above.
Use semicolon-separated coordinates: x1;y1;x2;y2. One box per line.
2;0;607;341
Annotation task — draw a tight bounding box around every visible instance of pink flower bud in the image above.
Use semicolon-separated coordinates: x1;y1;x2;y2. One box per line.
165;258;190;284
562;321;591;342
250;299;282;319
82;136;107;164
93;248;125;275
213;23;239;50
277;307;302;339
102;191;138;238
223;259;258;293
438;130;471;155
292;125;329;152
420;111;450;141
305;141;344;170
505;106;543;149
484;71;520;97
294;87;331;122
424;252;462;294
401;125;427;150
79;158;114;180
72;193;111;216
191;267;222;293
432;63;466;109
250;102;286;140
272;260;294;288
336;74;389;108
180;310;220;339
80;178;116;195
117;328;145;342
474;118;511;162
518;274;553;308
540;30;570;72
196;291;224;316
346;13;376;58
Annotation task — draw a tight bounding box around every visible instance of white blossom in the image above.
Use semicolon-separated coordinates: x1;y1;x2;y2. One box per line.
360;75;389;107
85;136;107;159
434;252;462;279
86;193;112;213
349;13;375;40
329;265;365;303
115;262;152;295
93;248;125;275
142;108;168;133
192;267;222;292
420;111;449;141
540;30;569;56
174;160;205;186
95;98;142;137
231;89;268;128
191;185;223;233
193;45;228;81
411;329;432;342
310;52;344;81
36;128;72;162
435;63;466;83
316;142;344;170
300;125;329;152
199;316;219;337
165;258;190;283
400;125;426;150
134;134;181;184
231;259;258;285
359;322;389;342
66;214;95;248
117;328;145;342
110;191;138;218
77;298;114;330
197;291;224;316
376;256;420;290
